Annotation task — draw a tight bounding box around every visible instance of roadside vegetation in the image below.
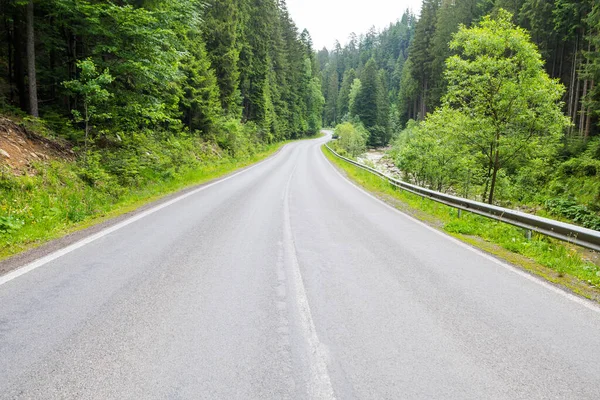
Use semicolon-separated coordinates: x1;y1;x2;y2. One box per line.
323;144;600;301
0;127;307;260
324;8;600;300
0;0;323;259
318;1;600;229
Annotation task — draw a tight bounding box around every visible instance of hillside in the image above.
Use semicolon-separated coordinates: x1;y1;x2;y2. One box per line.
0;118;72;175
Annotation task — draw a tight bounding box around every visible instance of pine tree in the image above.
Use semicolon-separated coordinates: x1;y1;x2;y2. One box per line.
353;58;387;145
324;67;339;126
408;0;441;119
238;0;272;126
180;35;222;135
429;0;482;109
337;68;356;120
201;0;242;116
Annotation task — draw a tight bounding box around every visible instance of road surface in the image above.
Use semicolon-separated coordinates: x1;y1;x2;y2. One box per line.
1;133;600;399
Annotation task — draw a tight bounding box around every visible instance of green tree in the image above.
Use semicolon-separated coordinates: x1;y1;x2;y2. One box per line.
348;78;362;118
337;68;356;120
429;0;483;109
352;58;388;146
202;0;242;115
334;121;368;157
393;116;473;191
408;0;441;119
180;35;222;135
63;59;113;157
324;67;339;126
444;9;570;203
582;3;600;133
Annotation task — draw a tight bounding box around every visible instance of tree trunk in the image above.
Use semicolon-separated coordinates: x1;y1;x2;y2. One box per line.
26;0;38;117
558;37;565;79
584;80;593;138
567;35;578;134
488;160;499;205
84;101;89;164
421;79;428;120
580;78;587;135
482;144;494;201
573;77;581;135
5;14;14;103
13;9;26;111
488;134;500;205
579;35;592;135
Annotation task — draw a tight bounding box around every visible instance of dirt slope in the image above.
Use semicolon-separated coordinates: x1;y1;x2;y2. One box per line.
0;117;73;175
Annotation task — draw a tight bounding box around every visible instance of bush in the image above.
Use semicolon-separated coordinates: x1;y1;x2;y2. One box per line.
545;198;600;230
333;122;368;158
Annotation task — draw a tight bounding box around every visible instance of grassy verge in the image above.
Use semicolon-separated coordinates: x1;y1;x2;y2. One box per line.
323;144;600;302
0;134;319;261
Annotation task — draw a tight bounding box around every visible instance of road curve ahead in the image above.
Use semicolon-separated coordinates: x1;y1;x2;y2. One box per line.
1;134;600;399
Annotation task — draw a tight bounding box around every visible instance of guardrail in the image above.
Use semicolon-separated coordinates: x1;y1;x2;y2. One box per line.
324;143;600;252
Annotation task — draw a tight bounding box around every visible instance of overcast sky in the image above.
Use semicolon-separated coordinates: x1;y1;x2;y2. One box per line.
286;0;423;50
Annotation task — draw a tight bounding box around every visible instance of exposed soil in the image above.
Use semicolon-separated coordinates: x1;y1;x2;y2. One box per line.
0;117;73;175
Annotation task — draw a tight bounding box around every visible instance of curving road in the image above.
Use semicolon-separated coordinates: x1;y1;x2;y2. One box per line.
1;133;600;399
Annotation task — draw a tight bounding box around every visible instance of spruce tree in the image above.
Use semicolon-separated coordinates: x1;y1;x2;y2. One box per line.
337;68;356;120
201;0;242;116
352;58;385;145
408;0;441;119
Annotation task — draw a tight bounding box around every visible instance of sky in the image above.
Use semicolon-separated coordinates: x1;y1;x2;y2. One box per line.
286;0;423;50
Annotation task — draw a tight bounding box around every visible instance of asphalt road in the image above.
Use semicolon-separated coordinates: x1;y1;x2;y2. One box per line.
1;133;600;399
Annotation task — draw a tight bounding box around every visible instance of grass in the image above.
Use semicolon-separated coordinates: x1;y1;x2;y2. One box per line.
0;134;320;261
322;144;600;302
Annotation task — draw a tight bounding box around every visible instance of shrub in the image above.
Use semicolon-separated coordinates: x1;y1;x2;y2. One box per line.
333;122;368;158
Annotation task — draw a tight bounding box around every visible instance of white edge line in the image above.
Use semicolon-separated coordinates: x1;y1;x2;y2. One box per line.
0;144;289;287
320;144;600;315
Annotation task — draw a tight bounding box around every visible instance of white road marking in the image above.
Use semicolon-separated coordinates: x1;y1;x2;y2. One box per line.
0;145;289;287
319;142;600;315
283;163;336;399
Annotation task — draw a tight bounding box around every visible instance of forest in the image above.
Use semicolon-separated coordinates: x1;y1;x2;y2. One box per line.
0;0;323;252
0;0;323;167
1;0;599;251
321;0;600;229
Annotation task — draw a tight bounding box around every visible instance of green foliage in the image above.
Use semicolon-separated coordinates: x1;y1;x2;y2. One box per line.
1;0;320;145
545;198;600;230
179;34;222;135
0;215;24;234
348;79;362;119
583;3;600;126
323;67;339;126
201;0;242;115
393;114;474;192
332;122;368;157
325;145;600;294
443;9;570;203
547;138;600;210
63;59;113;149
351;58;390;146
337;69;356;121
0;131;300;259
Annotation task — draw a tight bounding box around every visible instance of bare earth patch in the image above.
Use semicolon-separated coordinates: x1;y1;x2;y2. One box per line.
0;117;73;175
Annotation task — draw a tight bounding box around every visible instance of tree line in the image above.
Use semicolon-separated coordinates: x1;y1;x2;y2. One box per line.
0;0;323;155
320;0;599;142
323;1;599;218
